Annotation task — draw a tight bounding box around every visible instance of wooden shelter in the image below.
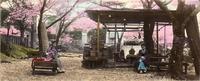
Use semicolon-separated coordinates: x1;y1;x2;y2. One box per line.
87;9;174;54
83;9;176;68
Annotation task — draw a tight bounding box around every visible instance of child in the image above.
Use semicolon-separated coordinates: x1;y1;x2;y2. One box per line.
138;54;147;73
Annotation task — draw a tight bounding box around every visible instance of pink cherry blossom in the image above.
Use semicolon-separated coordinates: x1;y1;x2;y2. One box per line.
152;26;173;47
69;17;97;32
60;35;73;44
0;26;20;36
6;0;40;26
47;27;57;34
124;32;141;41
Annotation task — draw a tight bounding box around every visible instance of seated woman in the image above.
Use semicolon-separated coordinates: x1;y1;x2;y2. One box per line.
46;42;65;73
138;44;146;56
126;48;135;57
126;48;136;64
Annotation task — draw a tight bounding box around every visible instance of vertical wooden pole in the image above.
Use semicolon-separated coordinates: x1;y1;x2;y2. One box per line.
97;15;100;56
114;24;117;53
164;26;166;55
156;22;159;55
108;31;110;43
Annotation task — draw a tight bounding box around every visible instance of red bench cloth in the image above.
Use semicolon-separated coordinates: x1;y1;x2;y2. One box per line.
32;57;52;62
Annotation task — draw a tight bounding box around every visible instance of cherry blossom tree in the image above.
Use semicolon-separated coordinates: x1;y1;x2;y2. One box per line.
5;0;39;37
2;0;40;46
37;0;90;51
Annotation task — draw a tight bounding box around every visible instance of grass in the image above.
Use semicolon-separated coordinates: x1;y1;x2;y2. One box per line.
0;52;13;62
1;53;198;81
1;43;38;59
11;44;38;58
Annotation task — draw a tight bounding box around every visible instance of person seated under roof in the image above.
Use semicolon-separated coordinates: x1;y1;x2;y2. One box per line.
126;48;137;64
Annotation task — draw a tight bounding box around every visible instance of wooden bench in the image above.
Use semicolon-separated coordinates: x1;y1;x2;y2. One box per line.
31;58;58;75
148;56;189;74
148;62;189;74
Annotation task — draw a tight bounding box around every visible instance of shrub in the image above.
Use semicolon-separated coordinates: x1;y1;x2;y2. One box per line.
1;39;38;59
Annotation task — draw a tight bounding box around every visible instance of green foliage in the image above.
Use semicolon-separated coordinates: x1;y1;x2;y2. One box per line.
1;9;10;26
87;29;95;36
13;20;26;30
68;30;82;40
46;15;57;25
1;40;38;59
87;28;106;37
1;40;13;56
11;44;38;58
87;28;106;41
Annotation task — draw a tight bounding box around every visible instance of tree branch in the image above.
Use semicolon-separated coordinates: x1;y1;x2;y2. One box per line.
182;4;200;27
153;0;176;22
163;0;173;5
177;0;185;13
38;0;47;30
140;0;148;8
43;0;56;13
46;0;79;29
61;16;79;34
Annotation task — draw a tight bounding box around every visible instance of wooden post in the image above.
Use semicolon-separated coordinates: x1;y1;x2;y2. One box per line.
114;24;117;53
108;31;110;43
97;15;100;56
156;22;159;55
164;25;166;55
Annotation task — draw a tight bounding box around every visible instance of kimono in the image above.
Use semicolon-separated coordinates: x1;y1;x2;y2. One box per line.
138;56;147;72
45;46;57;61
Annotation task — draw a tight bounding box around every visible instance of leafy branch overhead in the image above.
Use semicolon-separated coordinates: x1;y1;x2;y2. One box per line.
46;0;79;29
154;0;200;27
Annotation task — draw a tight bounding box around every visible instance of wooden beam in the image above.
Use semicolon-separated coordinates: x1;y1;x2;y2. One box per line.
156;22;159;55
103;23;110;32
103;27;141;29
109;30;142;32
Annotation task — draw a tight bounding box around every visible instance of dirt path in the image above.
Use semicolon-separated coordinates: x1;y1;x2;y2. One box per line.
0;53;178;81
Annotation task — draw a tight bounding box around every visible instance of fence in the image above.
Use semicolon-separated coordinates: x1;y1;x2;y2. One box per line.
0;35;29;47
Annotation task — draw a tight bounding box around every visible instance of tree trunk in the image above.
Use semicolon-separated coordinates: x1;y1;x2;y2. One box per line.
55;21;64;46
6;25;10;36
37;0;47;52
186;15;200;77
20;30;25;38
169;22;185;79
55;29;62;46
20;29;25;46
143;20;155;56
170;5;200;79
169;3;187;79
31;24;37;48
38;23;49;52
